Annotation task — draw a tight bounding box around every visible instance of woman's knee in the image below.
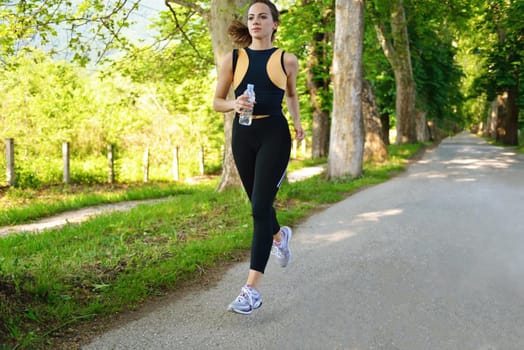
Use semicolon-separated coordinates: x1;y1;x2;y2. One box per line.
251;202;272;221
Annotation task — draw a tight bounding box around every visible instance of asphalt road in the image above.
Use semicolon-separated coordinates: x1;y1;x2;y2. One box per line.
83;131;524;350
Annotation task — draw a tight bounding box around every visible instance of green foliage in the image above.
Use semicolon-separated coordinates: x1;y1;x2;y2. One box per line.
409;16;465;128
456;0;523;131
278;0;335;130
2;0;518;189
0;0;141;65
366;0;489;134
363;9;396;124
0;4;224;188
483;0;523;102
108;4;223;182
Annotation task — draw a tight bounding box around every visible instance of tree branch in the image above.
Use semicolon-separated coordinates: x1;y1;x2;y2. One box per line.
374;22;396;65
165;0;204;16
164;1;212;63
95;2;138;64
368;0;396;67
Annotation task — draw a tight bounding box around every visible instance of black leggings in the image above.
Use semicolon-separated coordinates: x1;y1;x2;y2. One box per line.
232;114;291;273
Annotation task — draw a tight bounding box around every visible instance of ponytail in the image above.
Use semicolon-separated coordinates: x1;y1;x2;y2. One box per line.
228;19;252;48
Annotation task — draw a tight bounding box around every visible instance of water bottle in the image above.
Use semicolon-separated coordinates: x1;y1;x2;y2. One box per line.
239;84;255;126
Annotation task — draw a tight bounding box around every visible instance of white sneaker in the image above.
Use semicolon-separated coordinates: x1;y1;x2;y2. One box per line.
271;226;292;267
227;285;262;315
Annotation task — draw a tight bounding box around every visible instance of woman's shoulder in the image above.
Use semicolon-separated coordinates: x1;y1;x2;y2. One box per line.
282;51;298;71
282;51;297;60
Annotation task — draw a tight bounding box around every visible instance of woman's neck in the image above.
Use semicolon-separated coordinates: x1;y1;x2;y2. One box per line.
249;38;273;50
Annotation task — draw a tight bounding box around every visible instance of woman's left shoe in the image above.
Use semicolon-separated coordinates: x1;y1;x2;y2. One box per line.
271;226;292;267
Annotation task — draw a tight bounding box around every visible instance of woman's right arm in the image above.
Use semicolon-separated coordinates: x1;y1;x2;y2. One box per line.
214;52;253;114
213;52;236;113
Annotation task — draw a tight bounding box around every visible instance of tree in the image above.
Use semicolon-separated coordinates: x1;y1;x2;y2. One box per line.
300;0;334;158
0;0;141;66
484;0;523;145
362;79;388;162
328;0;365;178
166;0;250;191
409;0;472;139
278;0;335;159
0;50;153;185
362;13;395;145
113;6;224;180
369;0;417;144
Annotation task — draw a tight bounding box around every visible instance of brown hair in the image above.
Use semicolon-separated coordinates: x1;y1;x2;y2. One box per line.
228;0;280;47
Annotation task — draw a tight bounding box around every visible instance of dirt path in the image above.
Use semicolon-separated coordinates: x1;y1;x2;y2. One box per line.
0;166;327;237
0;198;174;236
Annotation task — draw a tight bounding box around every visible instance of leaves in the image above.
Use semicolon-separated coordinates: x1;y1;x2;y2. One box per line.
0;0;143;65
0;2;224;187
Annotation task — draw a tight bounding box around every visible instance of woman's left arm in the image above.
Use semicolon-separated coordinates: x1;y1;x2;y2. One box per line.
284;52;305;142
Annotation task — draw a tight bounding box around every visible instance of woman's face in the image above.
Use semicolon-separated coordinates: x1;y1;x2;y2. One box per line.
247;3;278;40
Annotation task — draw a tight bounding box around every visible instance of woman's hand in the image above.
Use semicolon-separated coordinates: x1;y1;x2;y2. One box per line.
235;94;255;114
294;125;305;142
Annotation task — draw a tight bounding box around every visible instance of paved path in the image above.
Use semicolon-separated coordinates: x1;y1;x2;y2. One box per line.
78;131;520;349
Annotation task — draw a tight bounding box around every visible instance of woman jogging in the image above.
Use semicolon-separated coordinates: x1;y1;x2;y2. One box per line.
213;0;305;315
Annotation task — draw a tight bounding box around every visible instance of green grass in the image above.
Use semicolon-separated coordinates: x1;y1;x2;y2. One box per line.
0;182;194;226
0;143;422;350
287;157;327;172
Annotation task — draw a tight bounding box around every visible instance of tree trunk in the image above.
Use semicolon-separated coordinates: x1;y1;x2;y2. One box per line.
505;85;519;145
328;0;365;178
373;0;417;144
167;0;249;191
209;0;248;190
416;110;429;142
362;80;388;162
380;113;390;145
495;89;519;145
303;0;332;159
495;94;506;142
311;108;330;159
488;0;520;146
486;98;498;138
307;33;331;159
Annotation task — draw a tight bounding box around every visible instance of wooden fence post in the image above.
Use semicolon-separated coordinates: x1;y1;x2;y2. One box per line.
6;138;15;187
199;145;205;176
143;147;149;182
63;142;70;184
107;144;115;184
292;140;297;159
173;146;179;181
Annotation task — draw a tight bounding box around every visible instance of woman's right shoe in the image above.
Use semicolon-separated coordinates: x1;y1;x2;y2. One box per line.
227;285;262;315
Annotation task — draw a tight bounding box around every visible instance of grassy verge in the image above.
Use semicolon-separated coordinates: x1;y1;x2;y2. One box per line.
0;182;194;227
0;144;422;350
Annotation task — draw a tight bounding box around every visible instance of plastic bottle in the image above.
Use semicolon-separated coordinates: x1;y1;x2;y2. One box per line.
239;84;255;126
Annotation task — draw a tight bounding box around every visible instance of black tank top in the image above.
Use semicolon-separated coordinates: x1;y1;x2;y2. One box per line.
233;47;287;116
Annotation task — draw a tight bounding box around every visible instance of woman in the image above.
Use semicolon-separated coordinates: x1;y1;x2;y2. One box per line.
213;0;305;315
